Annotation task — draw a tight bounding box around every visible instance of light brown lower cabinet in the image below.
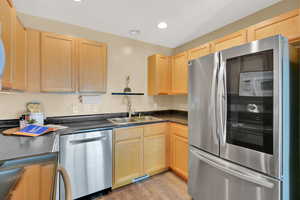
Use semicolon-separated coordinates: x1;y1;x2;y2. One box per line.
113;127;144;188
113;122;188;188
113;123;168;189
170;123;189;180
143;123;168;175
9;163;56;200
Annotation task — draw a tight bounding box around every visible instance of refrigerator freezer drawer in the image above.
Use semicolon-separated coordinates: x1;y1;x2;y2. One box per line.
188;147;280;200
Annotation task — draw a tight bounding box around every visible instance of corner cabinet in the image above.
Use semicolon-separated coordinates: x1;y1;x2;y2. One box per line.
172;52;188;94
78;39;107;93
148;54;172;95
41;32;76;92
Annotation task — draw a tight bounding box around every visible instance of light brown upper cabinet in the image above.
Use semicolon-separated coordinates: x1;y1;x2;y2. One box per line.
211;29;248;52
148;54;172;95
41;32;76;92
248;9;300;44
188;43;211;60
0;1;27;91
78;39;107;93
12;17;27;91
26;29;41;92
172;52;188;94
0;0;14;89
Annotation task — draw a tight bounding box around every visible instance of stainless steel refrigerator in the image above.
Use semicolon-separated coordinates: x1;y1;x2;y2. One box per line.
188;35;299;200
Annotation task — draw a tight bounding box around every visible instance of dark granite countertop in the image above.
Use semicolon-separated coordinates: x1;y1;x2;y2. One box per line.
152;114;188;125
0;110;187;161
45;110;187;135
0;130;59;162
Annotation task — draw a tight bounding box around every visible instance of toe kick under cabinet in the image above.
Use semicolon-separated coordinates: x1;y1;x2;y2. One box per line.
113;122;188;189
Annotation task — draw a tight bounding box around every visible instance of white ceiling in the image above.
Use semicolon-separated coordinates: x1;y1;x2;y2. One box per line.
14;0;280;48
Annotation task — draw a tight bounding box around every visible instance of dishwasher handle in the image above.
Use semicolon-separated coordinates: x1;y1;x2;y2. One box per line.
57;165;72;200
69;136;107;144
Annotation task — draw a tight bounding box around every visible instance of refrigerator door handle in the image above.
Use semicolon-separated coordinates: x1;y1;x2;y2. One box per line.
210;53;219;143
190;149;275;189
222;59;227;144
218;54;227;145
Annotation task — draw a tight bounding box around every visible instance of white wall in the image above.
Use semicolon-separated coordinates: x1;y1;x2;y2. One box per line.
0;13;183;120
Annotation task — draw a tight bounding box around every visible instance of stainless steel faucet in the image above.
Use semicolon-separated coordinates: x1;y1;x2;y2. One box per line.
125;96;134;119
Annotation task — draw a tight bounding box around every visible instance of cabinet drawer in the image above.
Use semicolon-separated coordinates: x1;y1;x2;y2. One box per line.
144;123;168;137
115;127;143;141
170;123;188;138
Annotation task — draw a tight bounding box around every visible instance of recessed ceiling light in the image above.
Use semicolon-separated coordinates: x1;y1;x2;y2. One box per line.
129;29;141;36
73;0;82;2
157;22;168;29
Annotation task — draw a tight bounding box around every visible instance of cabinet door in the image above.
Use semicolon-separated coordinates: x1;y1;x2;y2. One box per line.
172;135;188;180
248;9;300;43
211;30;248;52
143;123;168;175
0;0;14;89
172;52;188;94
78;39;107;93
26;29;41;92
114;127;143;188
148;54;171;95
41;32;76;92
10;165;41;200
157;55;171;94
144;134;166;175
10;163;56;200
40;163;56;200
12;18;26;91
188;43;211;60
170;123;188;180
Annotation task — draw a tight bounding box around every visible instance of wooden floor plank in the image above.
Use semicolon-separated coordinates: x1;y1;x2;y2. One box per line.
99;172;191;200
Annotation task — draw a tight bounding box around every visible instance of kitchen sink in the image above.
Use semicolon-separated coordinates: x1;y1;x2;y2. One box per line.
108;116;162;125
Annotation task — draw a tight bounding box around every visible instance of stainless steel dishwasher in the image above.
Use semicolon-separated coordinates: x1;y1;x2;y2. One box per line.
59;129;112;200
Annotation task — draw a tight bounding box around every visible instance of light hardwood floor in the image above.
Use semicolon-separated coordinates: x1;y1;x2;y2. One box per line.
99;172;191;200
